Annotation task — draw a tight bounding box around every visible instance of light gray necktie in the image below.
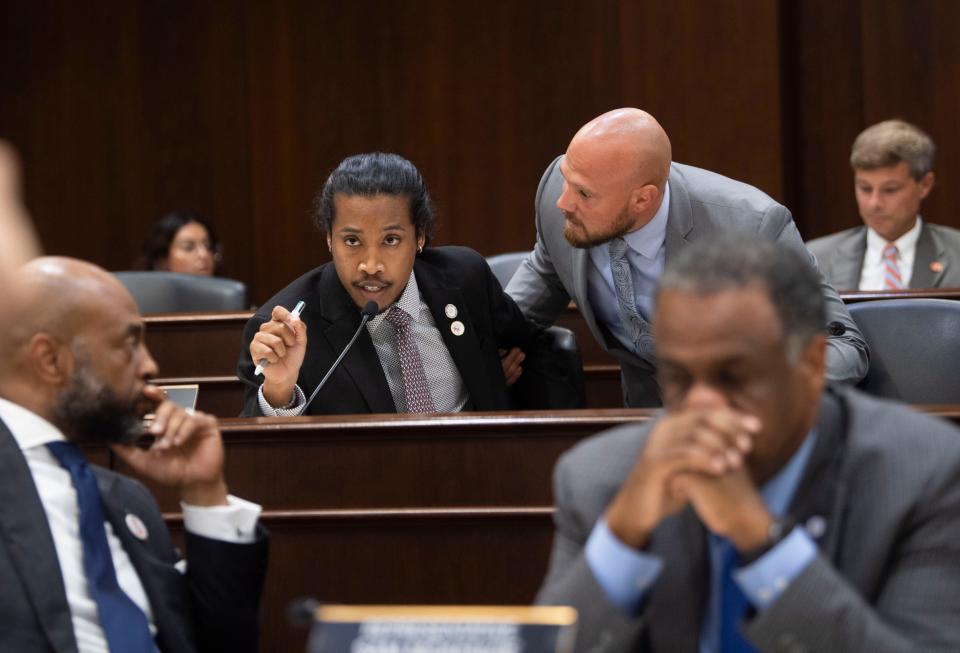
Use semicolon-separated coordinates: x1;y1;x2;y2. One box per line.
385;306;437;413
608;237;656;360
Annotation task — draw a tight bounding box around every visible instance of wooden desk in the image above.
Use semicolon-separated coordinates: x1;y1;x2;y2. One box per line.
109;407;960;651
145;290;960;416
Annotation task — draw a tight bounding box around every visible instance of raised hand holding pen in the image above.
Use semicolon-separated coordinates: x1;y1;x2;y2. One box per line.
248;300;308;407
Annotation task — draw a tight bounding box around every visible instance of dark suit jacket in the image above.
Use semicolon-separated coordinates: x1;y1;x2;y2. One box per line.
0;421;269;653
537;387;960;652
506;157;868;407
238;246;545;416
806;221;960;290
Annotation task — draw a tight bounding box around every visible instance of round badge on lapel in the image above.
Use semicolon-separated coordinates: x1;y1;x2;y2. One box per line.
444;304;458;319
125;513;149;541
931;261;945;273
450;320;465;336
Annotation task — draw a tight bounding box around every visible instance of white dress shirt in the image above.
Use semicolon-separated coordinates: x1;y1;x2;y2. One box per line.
0;397;261;653
859;217;922;290
260;270;469;415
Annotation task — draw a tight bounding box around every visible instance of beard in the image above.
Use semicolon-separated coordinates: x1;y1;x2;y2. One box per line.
562;204;636;249
53;364;144;445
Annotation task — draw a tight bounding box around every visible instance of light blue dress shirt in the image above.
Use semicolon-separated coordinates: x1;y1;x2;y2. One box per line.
587;182;670;355
585;431;819;652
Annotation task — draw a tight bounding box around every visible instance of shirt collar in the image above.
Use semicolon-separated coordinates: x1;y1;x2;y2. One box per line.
621;181;670;259
0;396;67;450
367;269;422;333
865;216;923;257
760;429;817;518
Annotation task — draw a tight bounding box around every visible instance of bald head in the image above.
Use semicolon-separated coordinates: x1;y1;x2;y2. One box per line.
3;257;137;361
570;108;672;190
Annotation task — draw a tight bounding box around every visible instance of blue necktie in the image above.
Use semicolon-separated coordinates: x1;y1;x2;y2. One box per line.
46;441;156;653
719;540;758;653
608;237;656;361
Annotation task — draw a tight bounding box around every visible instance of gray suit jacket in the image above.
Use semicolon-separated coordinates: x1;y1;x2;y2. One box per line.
506;158;868;407
536;387;960;653
806;222;960;290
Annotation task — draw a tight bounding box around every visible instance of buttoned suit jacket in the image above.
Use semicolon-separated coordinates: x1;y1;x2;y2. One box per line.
0;419;269;653
506;157;868;407
536;387;960;653
806;222;960;290
238;246;545;416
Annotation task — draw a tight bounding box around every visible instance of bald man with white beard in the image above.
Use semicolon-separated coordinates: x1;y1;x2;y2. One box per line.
506;108;867;407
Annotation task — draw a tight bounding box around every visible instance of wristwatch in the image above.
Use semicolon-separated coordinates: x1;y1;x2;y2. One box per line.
740;516;797;565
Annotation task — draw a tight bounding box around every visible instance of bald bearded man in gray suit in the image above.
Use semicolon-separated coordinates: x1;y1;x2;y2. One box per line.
506;108;867;407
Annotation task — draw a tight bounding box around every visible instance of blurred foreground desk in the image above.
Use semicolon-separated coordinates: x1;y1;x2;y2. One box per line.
119;409;653;651
109;406;960;651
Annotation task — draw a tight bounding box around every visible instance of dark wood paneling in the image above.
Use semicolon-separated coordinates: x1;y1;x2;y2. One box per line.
0;0;791;307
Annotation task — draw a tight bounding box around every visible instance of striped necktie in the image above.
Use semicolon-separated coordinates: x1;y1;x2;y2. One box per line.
882;243;904;290
608;237;656;360
385;306;437;413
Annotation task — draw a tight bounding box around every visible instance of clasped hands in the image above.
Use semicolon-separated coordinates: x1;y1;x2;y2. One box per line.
605;407;775;553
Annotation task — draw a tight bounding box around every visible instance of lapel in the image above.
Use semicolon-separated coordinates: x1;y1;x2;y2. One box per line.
314;265;395;413
911;222;947;288
415;257;496;408
645;506;709;653
663;164;694;260
0;420;78;653
785;387;849;560
828;228;867;291
97;471;195;653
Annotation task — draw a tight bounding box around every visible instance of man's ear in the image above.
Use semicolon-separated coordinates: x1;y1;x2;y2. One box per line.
798;333;828;395
919;171;935;198
631;184;661;216
28;333;73;386
326;234;333;252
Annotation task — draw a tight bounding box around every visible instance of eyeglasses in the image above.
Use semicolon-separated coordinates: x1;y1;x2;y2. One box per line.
172;240;223;262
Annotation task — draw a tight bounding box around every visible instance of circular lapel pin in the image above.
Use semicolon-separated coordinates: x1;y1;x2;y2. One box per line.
450;320;465;336
930;261;945;273
125;513;149;541
444;304;458;319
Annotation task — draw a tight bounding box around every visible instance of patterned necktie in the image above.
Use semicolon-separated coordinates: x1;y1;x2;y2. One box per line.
46;441;156;653
719;540;759;653
384;306;437;413
608;237;656;360
882;243;904;290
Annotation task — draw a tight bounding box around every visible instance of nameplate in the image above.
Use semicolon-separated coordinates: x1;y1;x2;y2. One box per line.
308;605;577;653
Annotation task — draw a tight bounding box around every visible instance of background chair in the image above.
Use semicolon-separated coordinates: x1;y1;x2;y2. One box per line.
113;271;248;313
510;325;587;409
486;251;530;288
848;298;960;404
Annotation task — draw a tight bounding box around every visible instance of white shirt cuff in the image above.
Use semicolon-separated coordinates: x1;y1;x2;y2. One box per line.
257;384;306;416
182;494;262;544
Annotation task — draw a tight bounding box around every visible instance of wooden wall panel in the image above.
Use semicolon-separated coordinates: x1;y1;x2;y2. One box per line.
0;0;789;305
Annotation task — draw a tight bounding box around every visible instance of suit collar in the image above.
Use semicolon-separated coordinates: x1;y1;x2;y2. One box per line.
665;163;694;256
912;221;947;287
786;387;849;558
829;227;868;290
0;418;78;653
414;255;499;408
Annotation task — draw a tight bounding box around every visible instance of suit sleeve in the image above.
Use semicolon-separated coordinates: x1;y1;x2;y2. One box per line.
745;461;960;652
505;156;573;329
185;529;269;653
536;452;646;653
762;204;869;384
236;313;271;417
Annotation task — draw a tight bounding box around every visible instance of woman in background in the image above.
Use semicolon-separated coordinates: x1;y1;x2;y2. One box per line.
142;211;221;276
